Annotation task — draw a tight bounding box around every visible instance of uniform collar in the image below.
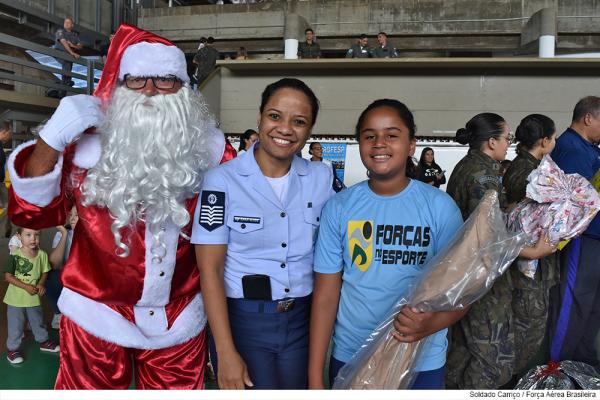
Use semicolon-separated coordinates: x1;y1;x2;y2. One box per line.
467;148;499;165
235;141;308;177
518;149;541;166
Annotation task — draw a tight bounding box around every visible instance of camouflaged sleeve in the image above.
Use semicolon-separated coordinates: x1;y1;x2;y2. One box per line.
467;172;501;217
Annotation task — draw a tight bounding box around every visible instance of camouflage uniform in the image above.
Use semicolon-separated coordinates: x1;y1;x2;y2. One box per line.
446;149;515;389
503;151;560;373
446;149;503;220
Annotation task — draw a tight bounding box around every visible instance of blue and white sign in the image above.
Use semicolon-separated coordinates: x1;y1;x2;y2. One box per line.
321;143;347;183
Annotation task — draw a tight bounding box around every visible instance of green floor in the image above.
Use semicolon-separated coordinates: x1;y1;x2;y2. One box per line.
0;330;218;389
0;330;60;389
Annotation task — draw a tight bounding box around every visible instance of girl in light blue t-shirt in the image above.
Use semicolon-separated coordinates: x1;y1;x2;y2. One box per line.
308;99;466;389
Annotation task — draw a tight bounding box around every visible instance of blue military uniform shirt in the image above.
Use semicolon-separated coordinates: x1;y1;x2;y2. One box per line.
191;144;335;300
551;128;600;239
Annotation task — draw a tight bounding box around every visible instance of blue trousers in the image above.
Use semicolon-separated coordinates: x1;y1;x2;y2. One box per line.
548;236;600;370
329;356;446;389
45;269;63;315
209;295;311;389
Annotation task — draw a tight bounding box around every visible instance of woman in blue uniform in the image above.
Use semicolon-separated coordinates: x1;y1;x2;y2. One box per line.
191;78;335;389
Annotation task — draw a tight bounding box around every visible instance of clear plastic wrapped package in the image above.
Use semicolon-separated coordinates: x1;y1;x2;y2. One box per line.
333;190;527;389
507;155;600;279
515;360;600;390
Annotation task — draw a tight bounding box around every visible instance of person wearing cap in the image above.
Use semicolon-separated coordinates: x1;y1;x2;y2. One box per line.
7;24;234;389
345;34;371;58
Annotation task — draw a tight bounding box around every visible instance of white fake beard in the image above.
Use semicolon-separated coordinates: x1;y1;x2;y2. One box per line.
82;85;216;260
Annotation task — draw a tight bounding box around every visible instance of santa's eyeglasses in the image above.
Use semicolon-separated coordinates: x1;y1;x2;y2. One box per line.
123;75;180;90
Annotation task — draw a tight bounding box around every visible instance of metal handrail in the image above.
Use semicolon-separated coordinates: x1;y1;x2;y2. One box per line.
0;31;102;95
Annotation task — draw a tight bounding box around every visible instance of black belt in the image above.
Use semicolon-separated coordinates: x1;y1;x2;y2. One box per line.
227;295;311;314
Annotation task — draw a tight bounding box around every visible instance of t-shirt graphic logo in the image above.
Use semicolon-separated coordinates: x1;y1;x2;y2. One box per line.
200;191;225;232
348;220;373;272
15;256;33;277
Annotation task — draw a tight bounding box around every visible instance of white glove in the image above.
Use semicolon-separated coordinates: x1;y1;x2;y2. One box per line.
39;94;104;152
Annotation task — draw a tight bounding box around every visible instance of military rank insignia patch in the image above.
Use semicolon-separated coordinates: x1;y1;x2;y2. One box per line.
199;191;225;231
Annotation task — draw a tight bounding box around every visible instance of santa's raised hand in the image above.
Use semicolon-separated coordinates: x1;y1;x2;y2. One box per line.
39;94;103;152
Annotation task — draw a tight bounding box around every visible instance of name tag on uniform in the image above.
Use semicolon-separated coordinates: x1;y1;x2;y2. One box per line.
233;216;261;224
199;191;225;232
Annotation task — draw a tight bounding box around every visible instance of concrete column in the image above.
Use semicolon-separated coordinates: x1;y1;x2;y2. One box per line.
539;35;555;58
538;8;556;58
521;7;556;58
284;39;298;59
284;13;307;60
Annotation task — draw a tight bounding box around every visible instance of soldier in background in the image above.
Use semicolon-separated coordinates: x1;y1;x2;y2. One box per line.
298;28;321;59
55;17;83;88
503;114;559;378
345;34;371;58
371;32;397;58
446;113;556;389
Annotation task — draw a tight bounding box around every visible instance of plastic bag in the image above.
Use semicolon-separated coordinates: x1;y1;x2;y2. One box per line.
333;190;527;389
507;155;600;278
515;360;600;390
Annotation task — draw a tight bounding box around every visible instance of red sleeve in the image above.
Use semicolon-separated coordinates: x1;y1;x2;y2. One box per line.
8;145;76;230
219;138;237;164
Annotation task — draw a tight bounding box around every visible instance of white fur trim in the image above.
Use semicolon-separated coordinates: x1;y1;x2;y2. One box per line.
58;288;206;350
119;42;189;83
134;305;168;337
208;126;226;167
8;139;64;207
73;134;102;169
136;220;178;307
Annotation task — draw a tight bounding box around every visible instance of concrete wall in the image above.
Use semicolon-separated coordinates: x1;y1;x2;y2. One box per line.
16;0;114;35
138;0;600;54
207;58;600;138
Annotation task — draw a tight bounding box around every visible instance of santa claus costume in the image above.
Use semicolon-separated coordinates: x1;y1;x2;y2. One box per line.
8;24;235;389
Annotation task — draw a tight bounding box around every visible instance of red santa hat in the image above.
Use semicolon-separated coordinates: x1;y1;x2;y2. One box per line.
94;24;189;103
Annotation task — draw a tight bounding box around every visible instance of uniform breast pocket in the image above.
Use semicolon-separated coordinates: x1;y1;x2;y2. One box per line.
303;208;320;245
227;213;264;252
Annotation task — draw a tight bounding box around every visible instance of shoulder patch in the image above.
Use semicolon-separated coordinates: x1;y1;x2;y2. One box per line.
477;175;500;186
199;191;225;232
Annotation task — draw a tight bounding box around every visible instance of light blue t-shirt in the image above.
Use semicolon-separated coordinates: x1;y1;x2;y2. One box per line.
314;179;463;371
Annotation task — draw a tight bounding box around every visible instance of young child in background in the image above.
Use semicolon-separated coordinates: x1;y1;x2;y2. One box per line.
4;227;59;364
308;99;466;389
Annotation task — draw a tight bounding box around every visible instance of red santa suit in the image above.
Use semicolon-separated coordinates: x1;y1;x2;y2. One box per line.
7;24;235;389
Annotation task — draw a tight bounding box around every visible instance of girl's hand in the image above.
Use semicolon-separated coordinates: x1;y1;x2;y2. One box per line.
56;225;68;235
520;232;557;260
392;306;437;343
217;349;254;390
